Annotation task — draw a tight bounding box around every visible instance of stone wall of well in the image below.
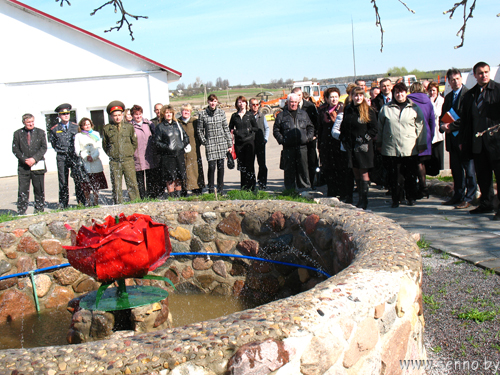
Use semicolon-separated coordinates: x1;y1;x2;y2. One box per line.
0;200;425;375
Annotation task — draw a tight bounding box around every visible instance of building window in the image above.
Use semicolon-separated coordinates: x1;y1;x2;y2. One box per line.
44;111;77;133
90;109;106;135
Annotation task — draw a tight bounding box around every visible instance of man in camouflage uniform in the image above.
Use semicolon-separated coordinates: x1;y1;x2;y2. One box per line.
102;100;140;204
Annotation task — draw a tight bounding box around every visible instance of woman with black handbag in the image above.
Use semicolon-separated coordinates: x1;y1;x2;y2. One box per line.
155;105;190;198
229;96;259;191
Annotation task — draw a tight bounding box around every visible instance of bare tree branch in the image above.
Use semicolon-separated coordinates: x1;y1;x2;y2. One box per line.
55;0;148;41
371;0;415;52
397;0;415;14
370;0;385;52
444;0;477;49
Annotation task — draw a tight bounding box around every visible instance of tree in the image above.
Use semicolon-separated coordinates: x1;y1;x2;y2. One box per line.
387;66;409;76
176;83;185;90
55;1;496;49
215;77;223;89
206;81;213;89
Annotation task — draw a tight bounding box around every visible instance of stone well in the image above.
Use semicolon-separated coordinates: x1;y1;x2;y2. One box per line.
0;200;425;374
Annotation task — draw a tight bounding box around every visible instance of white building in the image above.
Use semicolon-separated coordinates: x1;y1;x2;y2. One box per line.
0;0;181;177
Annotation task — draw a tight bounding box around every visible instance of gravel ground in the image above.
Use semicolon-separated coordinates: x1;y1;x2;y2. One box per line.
422;245;500;374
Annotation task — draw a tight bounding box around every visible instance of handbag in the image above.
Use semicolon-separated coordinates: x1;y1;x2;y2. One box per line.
227;151;235;169
279;150;285;170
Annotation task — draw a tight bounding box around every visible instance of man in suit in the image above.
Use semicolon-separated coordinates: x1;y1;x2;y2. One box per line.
292;87;318;188
371;78;393;115
460;61;500;219
12;114;47;215
49;103;85;208
440;68;477;208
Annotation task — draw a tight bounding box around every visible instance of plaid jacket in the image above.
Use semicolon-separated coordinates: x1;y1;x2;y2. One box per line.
197;107;232;161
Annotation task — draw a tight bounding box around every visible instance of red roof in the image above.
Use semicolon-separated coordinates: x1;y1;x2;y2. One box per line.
6;0;182;77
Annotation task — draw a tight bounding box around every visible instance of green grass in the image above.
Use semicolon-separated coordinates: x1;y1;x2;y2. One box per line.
457;307;499;323
428;176;454;183
431;345;442;353
2;189;315;223
423;293;442;311
483;268;496;277
0;213;17;223
170;88;285;105
417;236;430;250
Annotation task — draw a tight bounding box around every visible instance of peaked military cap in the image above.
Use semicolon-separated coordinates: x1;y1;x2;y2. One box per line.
55;103;72;114
107;101;126;115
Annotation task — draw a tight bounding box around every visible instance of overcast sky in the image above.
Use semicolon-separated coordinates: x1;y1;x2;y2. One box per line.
20;0;500;86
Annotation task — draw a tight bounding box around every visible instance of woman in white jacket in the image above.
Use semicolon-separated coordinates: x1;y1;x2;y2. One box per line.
75;118;108;206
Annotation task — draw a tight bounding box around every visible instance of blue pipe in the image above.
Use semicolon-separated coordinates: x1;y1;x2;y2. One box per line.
171;252;331;278
0;263;70;282
0;252;331;281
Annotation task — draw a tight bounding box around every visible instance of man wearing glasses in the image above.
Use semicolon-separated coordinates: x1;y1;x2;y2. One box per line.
49;103;85;208
249;98;269;189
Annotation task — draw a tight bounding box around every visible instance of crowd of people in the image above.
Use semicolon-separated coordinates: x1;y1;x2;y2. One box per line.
12;61;500;220
11;94;269;214
273;61;499;219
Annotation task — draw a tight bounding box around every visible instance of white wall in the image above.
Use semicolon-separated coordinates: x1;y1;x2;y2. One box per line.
1;0;180;178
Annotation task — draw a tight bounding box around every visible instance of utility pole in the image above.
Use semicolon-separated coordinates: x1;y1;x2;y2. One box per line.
351;16;356;80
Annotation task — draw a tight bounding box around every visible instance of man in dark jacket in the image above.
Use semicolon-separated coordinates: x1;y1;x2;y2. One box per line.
12;114;47;215
440;68;477;208
151;103;163;126
250;98;269;189
460;62;500;218
273;93;314;191
102;100;140;204
49;103;85;208
292;87;319;188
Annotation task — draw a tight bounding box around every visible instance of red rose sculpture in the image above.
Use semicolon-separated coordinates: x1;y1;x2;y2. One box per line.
64;213;171;283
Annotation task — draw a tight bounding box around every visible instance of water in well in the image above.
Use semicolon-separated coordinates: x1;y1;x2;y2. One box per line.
0;293;256;349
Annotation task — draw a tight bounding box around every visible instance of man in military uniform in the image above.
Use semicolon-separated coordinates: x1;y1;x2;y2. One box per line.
102;100;140;204
49;103;85;208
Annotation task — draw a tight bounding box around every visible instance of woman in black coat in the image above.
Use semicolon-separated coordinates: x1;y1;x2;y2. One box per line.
340;86;378;209
229;96;259;190
317;87;346;198
155;105;190;198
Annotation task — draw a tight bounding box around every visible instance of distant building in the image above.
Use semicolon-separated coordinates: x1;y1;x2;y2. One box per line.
1;0;181;177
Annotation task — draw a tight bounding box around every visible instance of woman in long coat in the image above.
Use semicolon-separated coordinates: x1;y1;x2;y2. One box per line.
340;86;378;209
408;82;435;199
197;94;232;195
317;87;345;198
155;105;190;198
130;104;162;199
178;103;205;196
229;96;259;191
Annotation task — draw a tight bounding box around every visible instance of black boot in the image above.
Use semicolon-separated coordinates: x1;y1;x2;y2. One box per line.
355;180;362;207
357;180;369;210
